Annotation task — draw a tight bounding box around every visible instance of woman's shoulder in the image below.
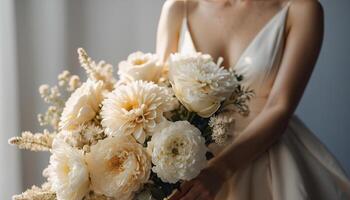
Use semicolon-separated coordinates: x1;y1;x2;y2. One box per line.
162;0;199;17
289;0;323;15
159;0;189;32
162;0;186;16
288;0;324;28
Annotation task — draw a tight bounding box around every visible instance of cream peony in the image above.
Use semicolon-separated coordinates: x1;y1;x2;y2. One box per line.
85;136;151;199
118;51;162;83
169;53;237;118
148;121;207;183
48;139;89;200
59;80;104;131
101;80;177;143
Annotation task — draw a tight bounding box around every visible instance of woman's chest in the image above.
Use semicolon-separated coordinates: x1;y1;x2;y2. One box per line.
187;3;285;68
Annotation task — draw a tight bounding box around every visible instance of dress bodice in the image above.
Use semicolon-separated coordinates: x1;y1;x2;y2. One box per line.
179;2;290;95
178;2;291;133
178;3;350;198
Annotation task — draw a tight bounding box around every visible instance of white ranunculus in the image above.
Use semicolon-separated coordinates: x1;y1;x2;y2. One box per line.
48;139;89;200
148;121;207;183
118;51;162;83
169;53;237;118
101;80;177;144
85;136;151;200
59;80;104;131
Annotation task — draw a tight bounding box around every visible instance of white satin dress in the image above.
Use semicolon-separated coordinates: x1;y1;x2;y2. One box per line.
178;2;350;200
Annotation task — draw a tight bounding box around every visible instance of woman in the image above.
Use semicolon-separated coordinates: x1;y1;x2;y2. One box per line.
156;0;350;200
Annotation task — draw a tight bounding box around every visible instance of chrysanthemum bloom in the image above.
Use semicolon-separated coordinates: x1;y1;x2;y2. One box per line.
85;136;151;199
59;80;104;131
48;139;89;200
101;80;177;143
118;51;163;83
148;121;207;183
169;53;237;118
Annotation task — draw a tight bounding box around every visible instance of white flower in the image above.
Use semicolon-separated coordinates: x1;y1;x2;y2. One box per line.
209;111;235;145
78;48;116;91
169;53;237;118
39;84;50;97
148;121;207;183
59;80;104;131
68;75;82;92
101;80;177;143
57;124;105;149
85;136;151;199
48;139;89;200
56;128;84;149
82;124;105;145
118;52;163;83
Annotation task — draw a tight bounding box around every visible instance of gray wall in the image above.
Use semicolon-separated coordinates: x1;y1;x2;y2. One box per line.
296;0;350;176
14;0;350;190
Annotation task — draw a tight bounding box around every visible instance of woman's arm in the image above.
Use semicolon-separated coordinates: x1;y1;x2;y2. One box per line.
156;0;185;62
170;1;324;199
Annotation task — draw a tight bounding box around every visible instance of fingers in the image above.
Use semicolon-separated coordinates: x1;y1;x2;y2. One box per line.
180;184;201;200
168;179;215;200
185;181;215;200
168;189;181;200
196;192;215;200
168;181;194;200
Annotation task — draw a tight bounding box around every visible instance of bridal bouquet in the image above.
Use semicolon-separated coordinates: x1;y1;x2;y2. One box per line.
9;48;253;200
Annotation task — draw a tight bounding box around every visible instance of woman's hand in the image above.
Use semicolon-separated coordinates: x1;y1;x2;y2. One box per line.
169;165;226;200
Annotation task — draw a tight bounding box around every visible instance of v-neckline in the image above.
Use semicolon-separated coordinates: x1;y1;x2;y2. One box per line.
184;2;290;69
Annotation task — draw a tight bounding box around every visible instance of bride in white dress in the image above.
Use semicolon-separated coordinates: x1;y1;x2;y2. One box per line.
156;0;350;199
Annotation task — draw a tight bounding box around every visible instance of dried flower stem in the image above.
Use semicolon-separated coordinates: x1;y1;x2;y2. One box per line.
12;185;56;200
77;48;115;91
8;131;54;151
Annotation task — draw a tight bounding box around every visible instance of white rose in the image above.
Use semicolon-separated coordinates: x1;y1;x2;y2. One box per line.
85;136;151;199
169;53;237;118
48;139;90;200
118;51;163;83
148;121;207;183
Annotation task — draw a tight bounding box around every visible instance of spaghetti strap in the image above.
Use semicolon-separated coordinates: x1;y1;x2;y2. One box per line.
183;0;188;22
285;1;292;9
178;0;196;54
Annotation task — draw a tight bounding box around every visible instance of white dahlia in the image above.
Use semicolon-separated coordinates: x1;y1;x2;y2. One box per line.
148;121;207;183
48;139;89;200
118;51;162;84
59;80;104;131
101;80;177;143
85;136;151;199
169;53;237;118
